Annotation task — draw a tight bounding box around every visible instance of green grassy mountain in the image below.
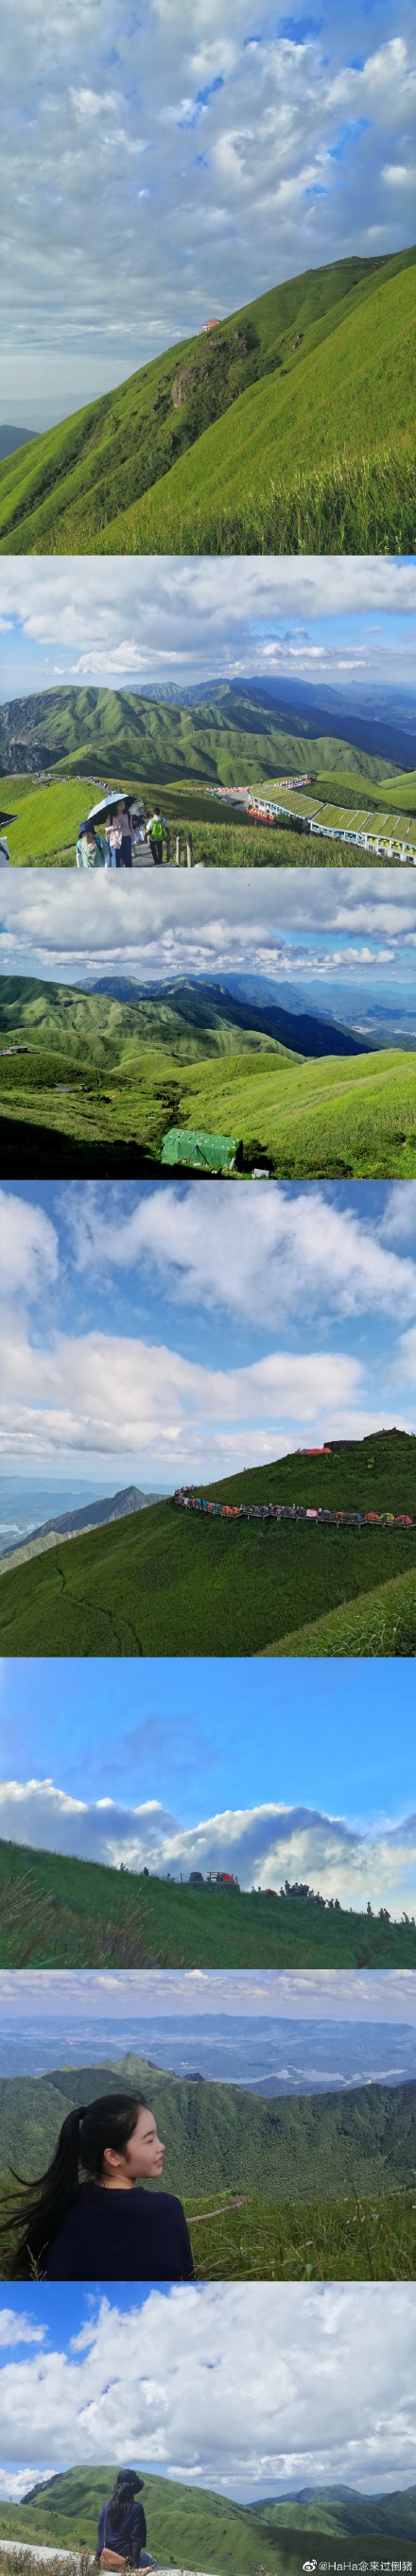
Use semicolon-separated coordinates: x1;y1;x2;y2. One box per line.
0;971;368;1063
0;680;409;783
0;249;414;555
1;2467;414;2573
1;971;415;1181
1;2053;414;2221
1;1837;415;1970
0;1432;414;1659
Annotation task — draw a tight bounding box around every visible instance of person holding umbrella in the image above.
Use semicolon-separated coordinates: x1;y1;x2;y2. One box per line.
105;799;133;867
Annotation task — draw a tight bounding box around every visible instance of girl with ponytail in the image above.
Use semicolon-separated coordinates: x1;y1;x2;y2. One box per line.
2;2090;194;2282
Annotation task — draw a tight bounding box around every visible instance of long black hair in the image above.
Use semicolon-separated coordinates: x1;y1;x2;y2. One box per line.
2;2090;147;2278
109;2476;145;2513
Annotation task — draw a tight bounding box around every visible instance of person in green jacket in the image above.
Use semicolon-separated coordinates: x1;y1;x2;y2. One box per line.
146;809;165;865
76;822;107;867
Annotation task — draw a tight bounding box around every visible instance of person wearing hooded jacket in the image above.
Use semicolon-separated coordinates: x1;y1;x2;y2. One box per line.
95;2470;156;2570
76;822;107;867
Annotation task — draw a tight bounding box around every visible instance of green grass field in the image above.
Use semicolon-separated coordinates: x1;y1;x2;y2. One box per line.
0;249;414;556
1;1037;415;1179
0;1432;414;1660
1;1837;415;1968
186;2189;416;2279
2;2467;415;2575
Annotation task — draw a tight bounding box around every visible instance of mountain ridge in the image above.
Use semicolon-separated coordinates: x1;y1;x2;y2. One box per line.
0;248;414;555
0;2053;414;2207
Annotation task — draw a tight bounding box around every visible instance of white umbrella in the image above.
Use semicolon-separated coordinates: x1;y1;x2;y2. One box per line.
85;789;136;826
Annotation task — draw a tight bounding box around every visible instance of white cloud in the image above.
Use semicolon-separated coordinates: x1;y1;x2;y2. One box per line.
0;1191;59;1301
1;1966;414;2019
62;1181;416;1328
0;1322;365;1461
1;1778;416;1914
1;556;416;670
0;2283;414;2490
0;2316;45;2349
0;868;415;979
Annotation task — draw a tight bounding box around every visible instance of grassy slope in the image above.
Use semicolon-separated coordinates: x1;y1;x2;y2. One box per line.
262;1564;416;1656
313;769;416;815
2;2470;414;2572
0;1434;414;1659
1;1039;414;1179
0;250;414;555
1;1838;415;1970
91;260;416;557
1;2054;414;2215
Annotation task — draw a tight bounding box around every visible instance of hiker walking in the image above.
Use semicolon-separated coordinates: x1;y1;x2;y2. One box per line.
146;808;165;864
95;2471;156;2571
76;821;107;867
1;2088;194;2282
105;800;133;867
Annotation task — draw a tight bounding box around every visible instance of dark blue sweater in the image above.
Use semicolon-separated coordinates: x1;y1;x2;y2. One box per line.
95;2500;147;2562
43;2182;194;2281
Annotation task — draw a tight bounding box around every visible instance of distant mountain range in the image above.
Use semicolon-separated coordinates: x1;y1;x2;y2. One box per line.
87;972;416;1054
1;2016;414;2095
0;1484;167;1564
0;676;415;784
0;426;37;461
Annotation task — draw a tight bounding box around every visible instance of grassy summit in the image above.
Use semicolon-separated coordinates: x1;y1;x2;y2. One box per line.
0;1433;414;1658
1;2467;415;2570
0;249;414;555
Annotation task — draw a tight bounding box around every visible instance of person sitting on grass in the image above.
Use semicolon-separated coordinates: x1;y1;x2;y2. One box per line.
2;2089;194;2282
76;821;107;867
95;2470;156;2571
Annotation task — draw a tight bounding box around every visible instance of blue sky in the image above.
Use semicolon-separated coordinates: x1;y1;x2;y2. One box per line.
0;2282;414;2498
2;0;415;422
1;558;415;695
0;871;415;1002
2;1176;416;1481
0;1652;415;1907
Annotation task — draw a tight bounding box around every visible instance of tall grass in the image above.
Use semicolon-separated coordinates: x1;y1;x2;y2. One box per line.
97;442;415;558
0;1869;164;1966
186;2186;416;2281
